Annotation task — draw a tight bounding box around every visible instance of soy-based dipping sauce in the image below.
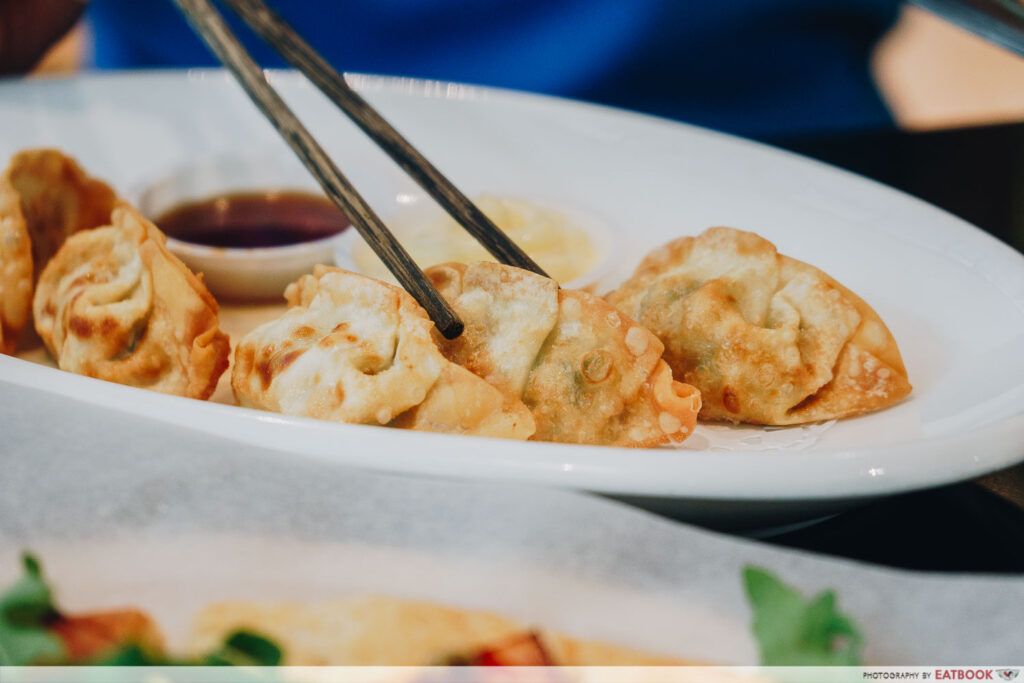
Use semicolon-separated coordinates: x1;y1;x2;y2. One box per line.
156;191;350;248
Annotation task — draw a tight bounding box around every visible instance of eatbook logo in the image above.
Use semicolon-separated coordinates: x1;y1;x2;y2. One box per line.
997;671;1020;682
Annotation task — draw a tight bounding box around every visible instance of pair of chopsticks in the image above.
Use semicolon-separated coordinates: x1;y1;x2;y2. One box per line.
172;0;550;339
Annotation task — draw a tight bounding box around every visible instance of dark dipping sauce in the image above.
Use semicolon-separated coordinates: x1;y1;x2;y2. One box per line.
155;191;350;248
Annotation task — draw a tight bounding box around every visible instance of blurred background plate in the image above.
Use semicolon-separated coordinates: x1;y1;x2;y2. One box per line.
2;428;1022;664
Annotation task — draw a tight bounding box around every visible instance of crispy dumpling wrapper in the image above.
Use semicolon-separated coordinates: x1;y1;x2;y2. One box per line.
391;364;535;439
232;265;534;439
0;180;32;355
33;204;230;400
190;596;691;665
607;227;911;425
0;149;117;354
427;262;701;447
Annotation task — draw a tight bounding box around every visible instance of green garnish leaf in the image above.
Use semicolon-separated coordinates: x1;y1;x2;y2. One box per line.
91;630;281;668
91;643;159;666
89;630;282;667
1;552;284;669
202;631;283;666
0;554;65;665
743;566;863;666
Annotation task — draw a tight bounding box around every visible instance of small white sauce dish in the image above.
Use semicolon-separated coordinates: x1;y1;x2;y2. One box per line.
132;153;345;302
334;191;619;292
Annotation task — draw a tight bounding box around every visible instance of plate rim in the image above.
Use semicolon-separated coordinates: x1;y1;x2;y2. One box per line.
5;354;1024;501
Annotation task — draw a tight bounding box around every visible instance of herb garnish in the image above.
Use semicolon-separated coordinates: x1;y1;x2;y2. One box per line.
743;566;863;666
0;554;64;665
0;553;281;667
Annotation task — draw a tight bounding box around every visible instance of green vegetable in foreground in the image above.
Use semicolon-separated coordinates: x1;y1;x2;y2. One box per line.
91;630;281;667
0;554;281;667
4;552;865;667
743;565;863;666
0;554;64;665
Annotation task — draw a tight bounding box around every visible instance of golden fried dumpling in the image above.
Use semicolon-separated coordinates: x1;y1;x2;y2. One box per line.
607;227;911;425
0;180;32;355
426;262;701;447
428;261;559;397
33;204;230;400
0;149;117;354
232;265;534;439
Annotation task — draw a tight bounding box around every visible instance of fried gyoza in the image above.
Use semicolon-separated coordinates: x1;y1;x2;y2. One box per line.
33;204;230;400
232;265;534;439
0;149;117;354
426;262;701;447
607;227;911;425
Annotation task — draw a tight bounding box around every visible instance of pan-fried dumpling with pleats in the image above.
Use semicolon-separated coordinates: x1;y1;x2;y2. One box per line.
606;227;911;425
231;265;534;440
33;204;230;400
426;262;701;447
0;149;117;354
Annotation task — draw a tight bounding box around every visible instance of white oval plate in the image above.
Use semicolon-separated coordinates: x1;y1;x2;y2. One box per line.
2;71;1023;526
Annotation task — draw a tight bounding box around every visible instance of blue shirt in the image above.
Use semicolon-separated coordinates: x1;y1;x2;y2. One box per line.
87;0;899;138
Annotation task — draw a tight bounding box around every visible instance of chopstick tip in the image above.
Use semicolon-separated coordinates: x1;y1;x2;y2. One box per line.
438;318;464;340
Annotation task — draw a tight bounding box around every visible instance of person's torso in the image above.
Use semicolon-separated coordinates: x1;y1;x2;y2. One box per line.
87;0;900;137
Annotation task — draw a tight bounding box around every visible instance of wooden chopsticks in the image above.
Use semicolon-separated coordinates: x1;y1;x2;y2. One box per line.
220;0;550;280
173;0;463;338
174;0;555;339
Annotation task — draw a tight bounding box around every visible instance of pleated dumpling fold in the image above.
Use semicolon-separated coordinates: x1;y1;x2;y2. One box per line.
426;261;701;447
231;265;535;440
0;149;117;354
607;227;911;425
33;204;230;400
